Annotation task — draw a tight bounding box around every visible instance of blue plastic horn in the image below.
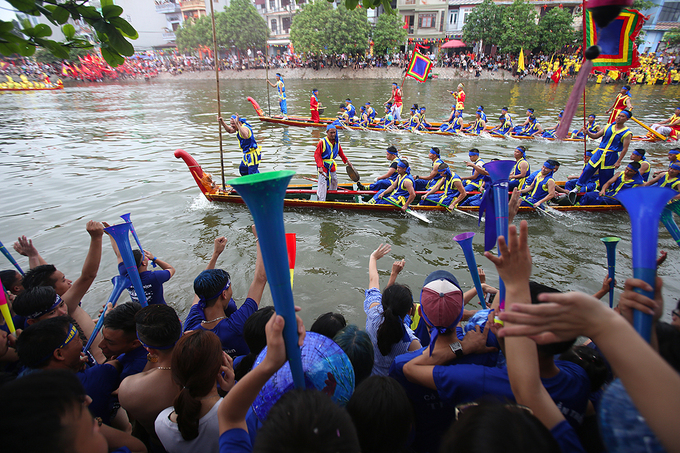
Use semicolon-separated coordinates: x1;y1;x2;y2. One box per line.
616;187;677;341
104;222;148;307
600;237;620;308
661;200;680;247
0;240;24;275
121;213;156;267
228;170;304;389
83;275;131;353
483;160;516;312
453;232;485;305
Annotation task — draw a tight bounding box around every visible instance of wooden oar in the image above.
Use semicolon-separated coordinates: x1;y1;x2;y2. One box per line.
521;197;558;219
632;117;666;141
382;197;431;223
429;198;480;219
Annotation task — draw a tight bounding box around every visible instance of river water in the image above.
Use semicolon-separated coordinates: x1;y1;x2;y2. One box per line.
1;77;678;326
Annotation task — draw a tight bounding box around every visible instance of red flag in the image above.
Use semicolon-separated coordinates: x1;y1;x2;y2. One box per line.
551;67;562;83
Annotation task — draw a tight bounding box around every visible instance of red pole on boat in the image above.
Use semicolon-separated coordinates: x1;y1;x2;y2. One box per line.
209;0;226;191
582;0;587;156
266;45;272;117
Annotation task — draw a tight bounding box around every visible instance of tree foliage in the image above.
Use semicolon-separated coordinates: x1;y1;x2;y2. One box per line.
372;12;407;55
290;1;370;55
0;0;137;67
217;0;269;54
663;28;680;47
176;0;268;55
462;0;503;45
536;7;577;53
175;15;212;54
498;0;538;54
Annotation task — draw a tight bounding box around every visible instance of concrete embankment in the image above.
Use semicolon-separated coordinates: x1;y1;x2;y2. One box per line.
157;66;541;81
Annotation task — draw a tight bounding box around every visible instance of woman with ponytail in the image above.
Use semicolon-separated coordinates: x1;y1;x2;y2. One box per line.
155;330;234;453
364;243;420;376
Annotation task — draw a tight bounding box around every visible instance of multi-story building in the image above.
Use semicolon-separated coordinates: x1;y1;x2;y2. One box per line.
638;0;680;53
445;0;482;39
398;0;448;41
254;0;304;54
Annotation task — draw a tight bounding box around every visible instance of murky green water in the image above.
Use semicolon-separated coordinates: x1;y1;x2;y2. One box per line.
1;77;678;326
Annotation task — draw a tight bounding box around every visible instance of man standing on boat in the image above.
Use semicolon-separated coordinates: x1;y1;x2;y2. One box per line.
267;73;287;118
569;110;633;202
385;82;403;121
310;88;320;123
315;123;355;202
218;114;261;176
605;86;632;124
448;83;465;111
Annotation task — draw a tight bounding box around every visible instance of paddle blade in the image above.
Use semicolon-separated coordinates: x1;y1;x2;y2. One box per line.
407;208;431;224
346;165;360;182
285;233;296;287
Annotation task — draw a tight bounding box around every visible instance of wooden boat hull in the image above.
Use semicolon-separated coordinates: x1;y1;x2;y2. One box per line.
246;97;664;143
174;149;626;214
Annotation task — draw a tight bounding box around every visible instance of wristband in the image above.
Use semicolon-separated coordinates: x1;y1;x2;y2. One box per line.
152;257;157;263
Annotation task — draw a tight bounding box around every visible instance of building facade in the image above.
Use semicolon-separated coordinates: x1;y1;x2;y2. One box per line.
398;0;448;41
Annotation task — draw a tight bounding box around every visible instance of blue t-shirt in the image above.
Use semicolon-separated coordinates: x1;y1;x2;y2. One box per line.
551;420;586;453
434;360;590;429
183;298;258;357
219;428;252;453
117;262;171;305
116;345;148;382
389;346;499;453
77;363;120;424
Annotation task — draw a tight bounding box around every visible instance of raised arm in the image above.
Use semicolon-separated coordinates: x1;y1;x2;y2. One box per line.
62;221;104;312
245;226;267;305
191;236;228;307
386;258;404;288
369;244;391;290
497;280;680;452
218;312;305;435
486;221;566;430
143;250;175;277
13;236;47;268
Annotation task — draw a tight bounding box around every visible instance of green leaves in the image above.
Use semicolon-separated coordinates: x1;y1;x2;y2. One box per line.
372;11;407;56
0;1;138;67
291;1;369;55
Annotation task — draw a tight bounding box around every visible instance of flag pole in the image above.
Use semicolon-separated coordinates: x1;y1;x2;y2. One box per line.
582;0;587;156
209;0;226;191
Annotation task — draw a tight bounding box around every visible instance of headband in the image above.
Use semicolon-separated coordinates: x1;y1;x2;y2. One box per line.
632;149;644;157
387;148;399;156
543;161;555;170
626;163;639;173
326;124;337;132
585;151;593;157
397;160;409;169
527;108;534;113
516;147;525;156
430;148;439;156
198;279;231;304
137;331;177;351
670;149;680;155
670;163;680;171
621;110;632;118
36;323;78;365
26;294;63;320
469;150;479;156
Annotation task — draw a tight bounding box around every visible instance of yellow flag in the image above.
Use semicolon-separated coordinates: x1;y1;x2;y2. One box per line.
518;48;525;72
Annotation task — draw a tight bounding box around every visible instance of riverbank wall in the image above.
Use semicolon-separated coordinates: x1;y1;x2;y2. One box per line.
157;67;543;82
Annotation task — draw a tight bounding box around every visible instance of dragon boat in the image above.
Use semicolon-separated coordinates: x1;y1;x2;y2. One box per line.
0;75;64;91
246;97;660;143
175;149;626;214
